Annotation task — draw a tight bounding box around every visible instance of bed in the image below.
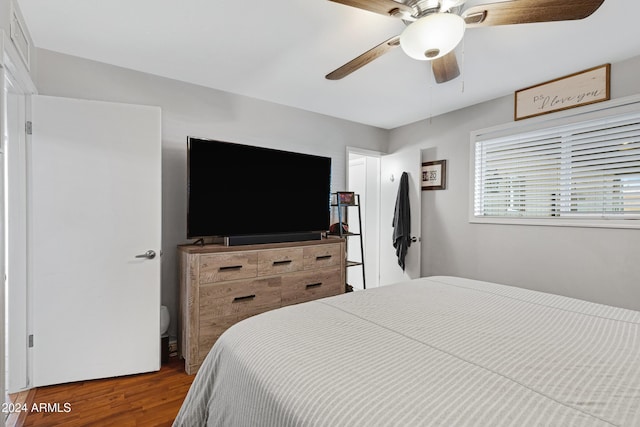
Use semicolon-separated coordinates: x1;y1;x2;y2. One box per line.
173;276;640;426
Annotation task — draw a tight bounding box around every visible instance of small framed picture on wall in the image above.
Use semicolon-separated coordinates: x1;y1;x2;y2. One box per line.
337;191;356;205
421;160;447;190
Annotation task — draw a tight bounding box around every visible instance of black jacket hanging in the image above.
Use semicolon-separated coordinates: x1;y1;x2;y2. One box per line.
392;172;411;270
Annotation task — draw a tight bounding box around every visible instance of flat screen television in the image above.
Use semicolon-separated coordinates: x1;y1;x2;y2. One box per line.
187;137;332;245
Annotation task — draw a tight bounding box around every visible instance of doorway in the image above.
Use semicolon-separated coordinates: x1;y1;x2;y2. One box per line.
346;148;381;289
347;146;423;289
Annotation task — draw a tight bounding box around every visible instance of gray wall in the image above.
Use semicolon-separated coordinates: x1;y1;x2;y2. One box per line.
31;46;640;337
34;48;389;339
389;55;640;311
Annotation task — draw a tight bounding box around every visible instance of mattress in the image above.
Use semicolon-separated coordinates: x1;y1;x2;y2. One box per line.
173;276;640;426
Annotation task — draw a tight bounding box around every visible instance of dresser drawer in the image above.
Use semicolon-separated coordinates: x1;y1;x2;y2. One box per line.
258;247;303;276
197;276;281;361
199;276;281;318
281;267;343;305
199;252;258;283
303;243;342;270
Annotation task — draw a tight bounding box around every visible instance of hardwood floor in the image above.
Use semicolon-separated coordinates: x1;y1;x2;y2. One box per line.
8;357;193;427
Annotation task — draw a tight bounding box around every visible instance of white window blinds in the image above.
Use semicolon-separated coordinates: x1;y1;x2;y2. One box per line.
474;110;640;221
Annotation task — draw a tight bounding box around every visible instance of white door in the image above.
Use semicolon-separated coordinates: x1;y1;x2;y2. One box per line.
379;148;421;285
29;95;161;387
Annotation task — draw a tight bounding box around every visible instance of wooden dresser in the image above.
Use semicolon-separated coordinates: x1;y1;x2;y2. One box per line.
178;239;345;374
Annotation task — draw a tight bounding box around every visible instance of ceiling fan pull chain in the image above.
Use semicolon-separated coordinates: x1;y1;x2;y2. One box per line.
428;70;434;125
461;36;465;94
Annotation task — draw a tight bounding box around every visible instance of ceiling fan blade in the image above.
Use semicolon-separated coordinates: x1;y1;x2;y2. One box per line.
432;51;460;84
463;0;605;27
328;0;413;19
326;36;400;80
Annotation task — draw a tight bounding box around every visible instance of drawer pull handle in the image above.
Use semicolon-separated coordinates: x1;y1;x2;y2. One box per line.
233;294;256;303
316;255;332;260
219;265;243;271
273;260;293;266
306;282;323;289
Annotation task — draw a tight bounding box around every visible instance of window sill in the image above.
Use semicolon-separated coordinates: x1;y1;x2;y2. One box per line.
469;216;640;230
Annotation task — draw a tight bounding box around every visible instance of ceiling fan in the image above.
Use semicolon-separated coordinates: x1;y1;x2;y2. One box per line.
325;0;605;84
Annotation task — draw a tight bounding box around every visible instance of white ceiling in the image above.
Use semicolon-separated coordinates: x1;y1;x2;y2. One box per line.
16;0;640;129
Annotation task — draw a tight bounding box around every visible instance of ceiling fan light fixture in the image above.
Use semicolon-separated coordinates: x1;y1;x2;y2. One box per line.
400;13;466;61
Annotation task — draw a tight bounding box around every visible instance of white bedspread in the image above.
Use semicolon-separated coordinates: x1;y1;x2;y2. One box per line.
174;276;640;426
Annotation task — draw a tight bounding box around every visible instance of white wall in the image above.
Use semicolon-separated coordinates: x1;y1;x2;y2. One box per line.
33;48;389;339
389;55;640;311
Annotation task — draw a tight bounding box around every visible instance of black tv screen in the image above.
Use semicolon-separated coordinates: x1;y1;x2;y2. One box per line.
187;137;332;239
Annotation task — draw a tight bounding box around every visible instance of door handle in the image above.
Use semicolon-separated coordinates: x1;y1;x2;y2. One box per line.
135;250;156;260
411;236;420;243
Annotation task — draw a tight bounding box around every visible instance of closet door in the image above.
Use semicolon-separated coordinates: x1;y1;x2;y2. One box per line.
30;95;161;386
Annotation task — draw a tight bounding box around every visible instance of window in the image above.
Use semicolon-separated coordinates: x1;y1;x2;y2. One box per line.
472;101;640;228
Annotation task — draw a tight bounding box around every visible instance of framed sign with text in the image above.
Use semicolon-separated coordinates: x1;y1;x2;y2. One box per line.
421;160;446;191
515;64;610;121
